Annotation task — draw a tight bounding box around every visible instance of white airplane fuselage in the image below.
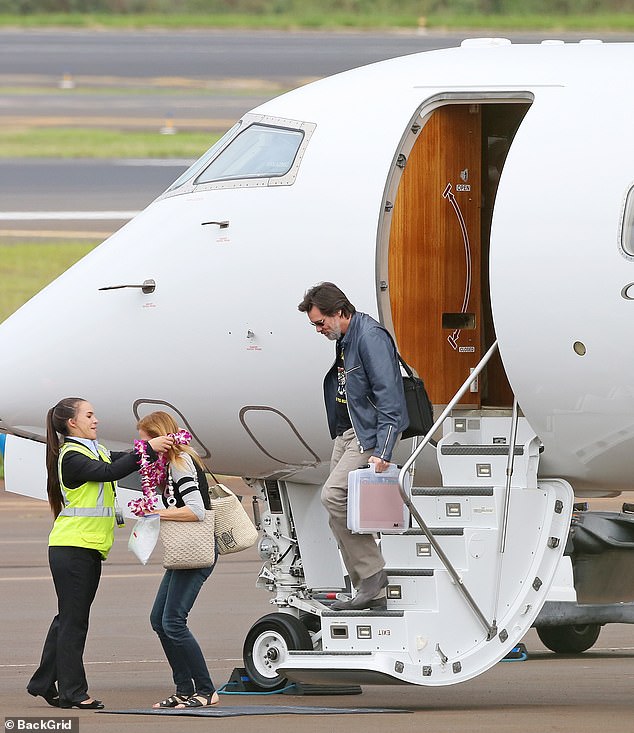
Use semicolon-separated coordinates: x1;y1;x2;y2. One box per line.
2;38;634;688
1;39;633;495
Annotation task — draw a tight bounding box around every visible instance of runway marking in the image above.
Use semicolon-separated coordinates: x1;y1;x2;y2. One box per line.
101;573;169;579
2;115;236;131
119;158;194;166
0;539;48;544
0;229;114;238
1;657;242;669
3;566;253;580
0;211;139;221
0;573;168;580
0;502;49;509
0;72;290;92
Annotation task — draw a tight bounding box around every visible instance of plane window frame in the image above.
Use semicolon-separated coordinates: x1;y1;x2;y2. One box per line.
162;121;243;195
194;122;304;186
160;114;315;198
619;184;634;261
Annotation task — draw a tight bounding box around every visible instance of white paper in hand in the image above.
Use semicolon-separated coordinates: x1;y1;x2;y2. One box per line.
128;514;160;565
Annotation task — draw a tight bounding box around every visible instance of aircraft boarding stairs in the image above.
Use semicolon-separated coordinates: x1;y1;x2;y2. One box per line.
276;411;574;687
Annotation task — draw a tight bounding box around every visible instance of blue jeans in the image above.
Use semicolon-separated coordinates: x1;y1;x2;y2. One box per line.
150;564;215;696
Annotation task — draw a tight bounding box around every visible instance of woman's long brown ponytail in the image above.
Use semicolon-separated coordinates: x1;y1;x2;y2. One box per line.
46;398;85;518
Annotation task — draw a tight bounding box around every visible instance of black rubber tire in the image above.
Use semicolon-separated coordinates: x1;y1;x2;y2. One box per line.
243;613;313;691
299;611;322;634
536;623;601;654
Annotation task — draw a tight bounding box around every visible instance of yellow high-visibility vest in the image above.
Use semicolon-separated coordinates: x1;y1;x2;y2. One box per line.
48;441;117;559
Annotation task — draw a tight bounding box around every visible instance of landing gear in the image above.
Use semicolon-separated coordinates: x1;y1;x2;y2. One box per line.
243;612;313;691
536;623;601;653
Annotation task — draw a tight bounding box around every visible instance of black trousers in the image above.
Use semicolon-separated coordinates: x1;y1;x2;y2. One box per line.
28;546;102;706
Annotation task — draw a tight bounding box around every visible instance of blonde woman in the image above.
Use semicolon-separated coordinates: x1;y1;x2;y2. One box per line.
137;411;219;709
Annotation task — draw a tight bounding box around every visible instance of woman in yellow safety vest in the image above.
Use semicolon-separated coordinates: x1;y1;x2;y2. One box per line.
27;397;173;710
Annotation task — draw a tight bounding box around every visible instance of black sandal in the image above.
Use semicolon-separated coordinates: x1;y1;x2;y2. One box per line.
61;699;104;709
177;692;219;708
153;693;189;708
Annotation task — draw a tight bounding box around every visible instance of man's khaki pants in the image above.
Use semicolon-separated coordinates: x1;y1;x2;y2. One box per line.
321;427;385;589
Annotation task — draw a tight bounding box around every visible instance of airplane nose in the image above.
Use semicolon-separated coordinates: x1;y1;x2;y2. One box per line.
0;254;113;436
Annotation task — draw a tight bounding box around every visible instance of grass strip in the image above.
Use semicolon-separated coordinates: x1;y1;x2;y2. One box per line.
2;12;424;30
1;12;634;31
0;128;221;159
0;238;100;479
428;13;634;31
0;239;98;324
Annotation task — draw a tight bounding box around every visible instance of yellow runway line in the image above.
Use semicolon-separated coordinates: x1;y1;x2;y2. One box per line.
0;229;114;239
0;72;292;91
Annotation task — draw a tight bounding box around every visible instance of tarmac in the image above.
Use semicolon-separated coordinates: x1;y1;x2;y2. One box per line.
2;483;634;733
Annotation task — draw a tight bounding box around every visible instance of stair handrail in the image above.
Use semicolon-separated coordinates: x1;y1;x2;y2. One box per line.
399;339;499;486
397;339;500;640
491;395;520;628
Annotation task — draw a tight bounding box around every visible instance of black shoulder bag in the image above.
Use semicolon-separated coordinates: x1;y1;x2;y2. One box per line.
398;355;435;440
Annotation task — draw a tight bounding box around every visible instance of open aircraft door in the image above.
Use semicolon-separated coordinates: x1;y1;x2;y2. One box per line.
382;100;530;409
388;104;483;407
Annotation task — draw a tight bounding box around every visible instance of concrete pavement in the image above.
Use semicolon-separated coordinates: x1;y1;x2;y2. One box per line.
2;484;634;733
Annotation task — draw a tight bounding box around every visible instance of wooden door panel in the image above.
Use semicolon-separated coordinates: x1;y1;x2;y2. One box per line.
389;105;482;406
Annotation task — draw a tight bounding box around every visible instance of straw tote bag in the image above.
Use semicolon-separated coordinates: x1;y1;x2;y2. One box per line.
208;482;259;555
160;469;216;570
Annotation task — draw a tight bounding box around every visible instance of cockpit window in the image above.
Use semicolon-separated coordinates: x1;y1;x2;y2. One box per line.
158;115;314;200
165;122;242;193
621;186;634;258
195;124;304;185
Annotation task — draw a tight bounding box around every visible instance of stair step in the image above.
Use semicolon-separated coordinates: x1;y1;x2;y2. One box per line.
401;527;464;536
440;444;524;456
386;568;434;577
411;487;494;497
322;610;405;618
289;650;373;656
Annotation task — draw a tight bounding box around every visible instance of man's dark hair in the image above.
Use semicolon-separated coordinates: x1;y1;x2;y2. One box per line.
298;282;356;318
